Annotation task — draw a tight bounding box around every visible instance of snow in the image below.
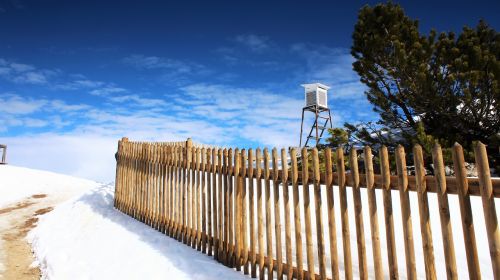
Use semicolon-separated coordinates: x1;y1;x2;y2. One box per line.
0;165;246;280
1;164;499;279
0;165;96;208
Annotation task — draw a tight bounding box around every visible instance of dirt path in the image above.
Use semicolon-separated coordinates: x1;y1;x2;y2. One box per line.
0;194;55;280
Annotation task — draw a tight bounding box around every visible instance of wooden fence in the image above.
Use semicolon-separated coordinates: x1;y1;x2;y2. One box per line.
114;137;500;280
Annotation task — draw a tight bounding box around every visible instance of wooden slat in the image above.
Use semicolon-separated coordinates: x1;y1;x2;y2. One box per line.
290;148;304;280
452;143;481;279
223;148;229;264
381;146;398;279
256;148;265;280
395;145;417;280
413;144;437;280
281;148;293;280
248;149;257;278
325;148;339;279
432;144;458;279
202;148;208;253
191;147;197;247
337;147;352;280
272;148;283;280
302;148;315;280
242;149;249;274
212;148;219;260
207;148;214;256
186;145;192;245
196;148;202;249
264;148;273;279
349;148;367;279
235;149;242;270
474;142;500;279
363;146;383;280
228;148;234;266
312;148;327;279
218;149;224;262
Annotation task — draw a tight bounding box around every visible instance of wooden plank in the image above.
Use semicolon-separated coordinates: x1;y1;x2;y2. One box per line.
202;148;208;253
413;144;437;280
302;148;315;280
381;146;398;279
256;148;265;280
218;149;224;262
264;148;274;279
191;147;197;248
272;148;283;280
349;148;367;280
363;146;383;280
452;143;481;279
312;148;327;279
325;148;339;280
395;145;417;280
207;148;213;256
290;148;303;280
248;149;257;278
432;144;458;279
474;142;500;279
241;149;249;274
195;148;201;248
235;149;242;271
281;148;293;280
186;145;192;245
228;148;234;266
337;147;352;280
223;148;229;264
212;148;219;260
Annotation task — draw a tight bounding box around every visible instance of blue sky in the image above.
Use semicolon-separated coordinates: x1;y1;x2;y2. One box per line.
0;0;498;181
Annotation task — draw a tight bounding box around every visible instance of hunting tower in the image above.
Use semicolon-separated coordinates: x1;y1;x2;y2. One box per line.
299;83;333;147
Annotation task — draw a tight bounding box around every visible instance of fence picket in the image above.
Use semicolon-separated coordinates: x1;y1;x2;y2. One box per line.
281;148;293;280
381;146;398;279
395;145;417;280
272;148;283;280
337;147;352;280
312;148;327;279
325;148;339;279
302;148;315;280
474;142;500;279
264;148;273;280
256;148;265;280
248;149;257;278
349;148;367;279
432;144;458;279
363;146;383;280
413;144;437;280
290;148;303;280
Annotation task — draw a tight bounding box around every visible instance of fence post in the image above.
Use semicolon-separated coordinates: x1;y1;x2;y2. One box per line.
475;142;500;279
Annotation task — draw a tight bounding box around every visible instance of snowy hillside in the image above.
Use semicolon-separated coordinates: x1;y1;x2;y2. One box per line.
0;165;246;280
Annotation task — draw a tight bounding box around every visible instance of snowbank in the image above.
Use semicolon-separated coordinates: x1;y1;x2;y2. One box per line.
0;165;96;208
28;183;248;280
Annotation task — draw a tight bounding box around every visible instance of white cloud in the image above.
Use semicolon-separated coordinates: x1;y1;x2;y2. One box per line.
0;94;47;114
90;86;127;96
10;62;35;72
234;34;271;52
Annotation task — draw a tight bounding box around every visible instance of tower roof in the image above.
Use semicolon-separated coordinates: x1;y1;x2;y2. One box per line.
301;83;331;91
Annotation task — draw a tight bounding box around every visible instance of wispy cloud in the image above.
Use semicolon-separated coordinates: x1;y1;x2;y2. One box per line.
234;34;271;52
89;86;127;96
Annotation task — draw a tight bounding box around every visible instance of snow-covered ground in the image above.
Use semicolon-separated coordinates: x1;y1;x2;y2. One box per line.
1;164;498;279
0;165;246;280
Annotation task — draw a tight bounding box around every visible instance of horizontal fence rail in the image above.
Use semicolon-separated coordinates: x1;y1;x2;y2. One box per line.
114;137;500;280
